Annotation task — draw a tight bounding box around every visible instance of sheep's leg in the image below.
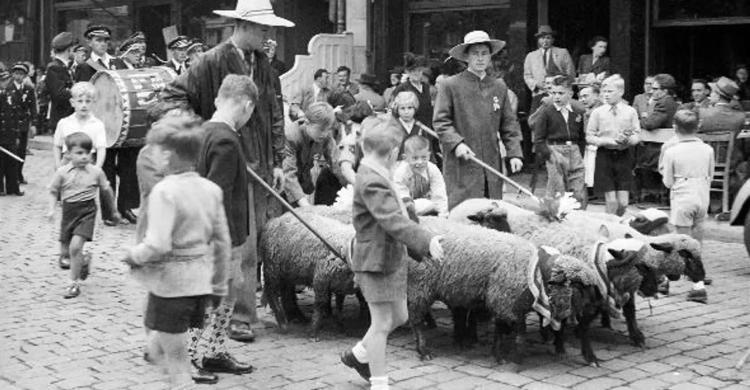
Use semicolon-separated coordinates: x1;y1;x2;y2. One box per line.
466;310;479;345
333;293;346;332
356;290;370;321
309;280;329;341
510;321;527;365
408;300;433;360
576;313;600;367
423;311;437;329
552;319;567;356
282;283;309;324
493;320;512;364
451;307;469;349
599;309;612;329
539;313;552;342
623;297;645;348
265;283;289;332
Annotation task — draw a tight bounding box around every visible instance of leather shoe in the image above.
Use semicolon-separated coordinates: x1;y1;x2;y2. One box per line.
657;279;669;295
121;209;137;224
202;352;254;374
687;288;708;304
11;191;24;196
340;349;370;381
228;322;256;343
59;256;71;270
191;362;219;384
103;219;118;226
63;283;80;299
703;277;712;286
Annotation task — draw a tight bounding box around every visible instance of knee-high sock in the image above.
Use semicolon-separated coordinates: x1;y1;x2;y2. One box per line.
202;298;237;359
187;306;212;364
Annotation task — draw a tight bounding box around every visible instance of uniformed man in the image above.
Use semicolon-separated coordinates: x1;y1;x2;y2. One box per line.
74;25;127;82
165;36;190;75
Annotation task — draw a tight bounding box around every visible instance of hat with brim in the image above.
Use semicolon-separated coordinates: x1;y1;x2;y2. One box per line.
709;76;739;100
11;62;28;74
187;38;206;53
167;36;191;50
534;25;556;38
357;73;379;87
214;0;295;27
85;25;112;39
448;31;505;62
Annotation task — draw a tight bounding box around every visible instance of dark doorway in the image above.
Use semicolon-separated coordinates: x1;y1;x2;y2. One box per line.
135;4;171;61
547;0;610;67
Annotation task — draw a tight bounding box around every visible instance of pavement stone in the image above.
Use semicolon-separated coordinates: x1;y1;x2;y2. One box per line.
1;147;749;389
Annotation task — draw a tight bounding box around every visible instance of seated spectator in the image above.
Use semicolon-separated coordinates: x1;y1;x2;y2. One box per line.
283;102;341;207
338;101;375;185
735;65;750;101
390;91;441;165
680;79;711;112
382;66;403;106
393;135;448;217
698;76;745;134
633;75;655;120
577;36;610;81
290;68;330;122
354;73;386;112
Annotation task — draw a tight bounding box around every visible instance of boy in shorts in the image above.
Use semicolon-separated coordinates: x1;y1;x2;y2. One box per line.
586;74;641;215
122;122;230;386
47;132;118;298
659;109;713;303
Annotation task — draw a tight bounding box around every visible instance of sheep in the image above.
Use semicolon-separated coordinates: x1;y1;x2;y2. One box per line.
451;198;705;347
260;211;361;339
408;217;605;365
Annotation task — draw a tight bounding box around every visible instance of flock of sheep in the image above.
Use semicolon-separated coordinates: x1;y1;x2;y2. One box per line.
258;196;707;368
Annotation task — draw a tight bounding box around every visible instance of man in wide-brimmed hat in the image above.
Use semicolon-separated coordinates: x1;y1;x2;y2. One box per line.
354;73;386;112
434;30;523;209
162;0;294;377
523;25;575;97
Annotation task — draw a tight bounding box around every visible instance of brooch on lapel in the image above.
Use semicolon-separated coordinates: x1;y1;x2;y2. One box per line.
493;96;501;112
6;95;11;105
575;115;582;123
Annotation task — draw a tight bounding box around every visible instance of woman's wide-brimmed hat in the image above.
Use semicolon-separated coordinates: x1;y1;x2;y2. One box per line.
214;0;295;28
448;31;506;62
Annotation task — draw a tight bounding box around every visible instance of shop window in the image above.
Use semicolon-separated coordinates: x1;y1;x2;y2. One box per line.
656;0;750;21
0;0;28;43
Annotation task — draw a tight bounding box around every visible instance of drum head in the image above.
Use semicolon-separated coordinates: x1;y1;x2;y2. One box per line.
90;71;125;147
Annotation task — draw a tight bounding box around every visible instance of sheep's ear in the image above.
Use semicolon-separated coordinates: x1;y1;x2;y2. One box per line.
467;213;484;223
625;233;633;239
598;224;610;239
607;248;623;259
490;201;500;208
677;249;695;260
650;242;674;253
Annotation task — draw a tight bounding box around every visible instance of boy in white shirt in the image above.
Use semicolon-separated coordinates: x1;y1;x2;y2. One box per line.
53;82;107;169
393;135;448;217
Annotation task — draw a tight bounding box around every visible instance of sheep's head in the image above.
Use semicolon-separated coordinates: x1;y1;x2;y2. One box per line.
547;253;602;321
466;203;511;233
648;234;705;283
606;246;648;308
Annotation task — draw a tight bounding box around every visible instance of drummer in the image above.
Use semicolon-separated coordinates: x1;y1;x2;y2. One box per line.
119;36;145;70
165;36;190;75
74;24;127;82
186;38;206;67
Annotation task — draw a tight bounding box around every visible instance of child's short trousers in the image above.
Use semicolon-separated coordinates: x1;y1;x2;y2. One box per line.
144;293;210;334
60;199;97;244
594;148;633;193
671;197;707;228
354;262;407;303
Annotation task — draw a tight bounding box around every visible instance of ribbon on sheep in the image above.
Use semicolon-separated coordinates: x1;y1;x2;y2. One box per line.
590;240;621;319
528;245;561;331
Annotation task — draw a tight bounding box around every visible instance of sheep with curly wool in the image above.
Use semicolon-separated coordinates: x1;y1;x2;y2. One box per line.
260;211;360;339
450;198;706;347
408;217;604;365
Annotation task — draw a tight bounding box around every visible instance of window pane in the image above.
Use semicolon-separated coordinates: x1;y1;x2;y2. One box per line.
658;0;750;20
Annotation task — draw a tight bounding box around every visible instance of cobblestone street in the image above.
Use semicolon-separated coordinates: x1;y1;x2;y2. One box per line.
2;148;750;390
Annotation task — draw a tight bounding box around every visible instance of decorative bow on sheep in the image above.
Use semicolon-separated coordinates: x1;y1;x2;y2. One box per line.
536;192;581;222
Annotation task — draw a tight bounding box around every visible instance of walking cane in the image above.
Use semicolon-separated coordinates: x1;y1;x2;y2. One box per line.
415;122;541;205
0;146;25;163
738;347;750;369
245;164;346;262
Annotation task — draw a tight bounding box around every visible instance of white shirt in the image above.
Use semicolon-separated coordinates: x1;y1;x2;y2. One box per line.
90;52;114;69
312;83;321;101
393;160;449;217
171;58;186;73
54;113;107;152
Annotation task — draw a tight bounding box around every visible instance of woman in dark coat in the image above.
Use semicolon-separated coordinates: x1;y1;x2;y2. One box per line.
577;36;611;78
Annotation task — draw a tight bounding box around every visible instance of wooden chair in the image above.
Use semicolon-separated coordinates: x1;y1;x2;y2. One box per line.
697;131;735;214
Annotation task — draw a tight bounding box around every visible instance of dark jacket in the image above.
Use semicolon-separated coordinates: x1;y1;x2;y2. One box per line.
2;82;38;134
433;70;523;209
640;94;678;130
197;121;249;247
45;57;73;131
165;59;187;75
698;103;746;134
533;103;586;159
352;161;433;274
74;56;128;82
282;121;339;203
576;54;611;76
161;40;285;181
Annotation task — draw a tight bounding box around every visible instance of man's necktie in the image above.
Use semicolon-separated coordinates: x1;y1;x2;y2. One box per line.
610;105;618;116
98;59;107;69
411;173;430;199
543;49;549;69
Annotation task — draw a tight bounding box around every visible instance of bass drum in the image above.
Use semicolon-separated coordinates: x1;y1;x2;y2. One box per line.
90;67;178;148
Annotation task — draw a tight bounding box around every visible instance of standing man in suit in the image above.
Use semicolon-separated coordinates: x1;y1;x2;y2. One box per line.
289;68;330;122
46;32;75;134
74;25;127;82
165;36;190;75
523;25;575;99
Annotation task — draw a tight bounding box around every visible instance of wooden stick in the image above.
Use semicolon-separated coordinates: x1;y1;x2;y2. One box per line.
415;122;540;204
0;146;24;163
245;164;346;262
737;346;750;369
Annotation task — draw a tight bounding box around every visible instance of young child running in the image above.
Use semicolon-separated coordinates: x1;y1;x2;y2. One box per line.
659;109;714;303
393;134;449;217
122;121;230;387
47;132;118;298
341;120;444;390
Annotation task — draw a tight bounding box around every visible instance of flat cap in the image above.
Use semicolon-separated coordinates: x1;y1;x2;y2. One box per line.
167;35;190;50
84;25;112;39
51;32;75;51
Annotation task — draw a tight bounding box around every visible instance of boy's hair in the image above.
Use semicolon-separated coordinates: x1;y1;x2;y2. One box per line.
602;74;625;91
70;82;97;100
362;119;403;157
673;109;699;134
551;75;573;89
346;101;374;124
146;101;200;126
691;78;708;90
393;91;420;111
217;74;258;103
653;73;676;93
64;131;93;152
582;85;600;95
313;68;328;80
146;117;205;162
336;65;351;75
403;134;430;154
305;102;336;128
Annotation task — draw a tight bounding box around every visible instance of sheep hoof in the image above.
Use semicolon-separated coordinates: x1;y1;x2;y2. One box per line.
590;361;600;368
419;352;434;361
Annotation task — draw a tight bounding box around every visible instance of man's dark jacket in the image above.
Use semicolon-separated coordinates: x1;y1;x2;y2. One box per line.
198;121;249;247
45;57;73;131
74;57;128;82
